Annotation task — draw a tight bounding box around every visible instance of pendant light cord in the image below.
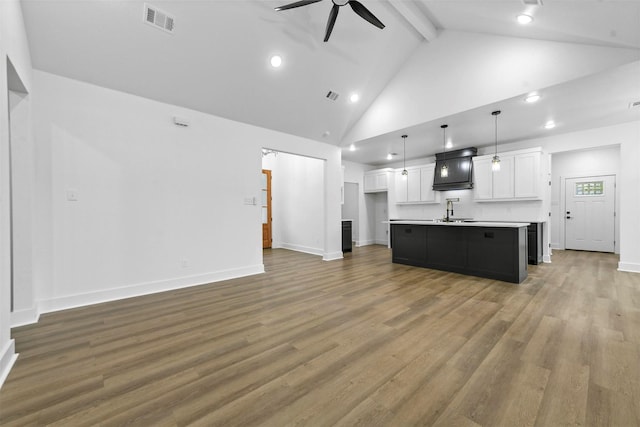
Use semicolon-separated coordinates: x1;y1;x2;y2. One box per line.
402;134;407;172
492;110;501;156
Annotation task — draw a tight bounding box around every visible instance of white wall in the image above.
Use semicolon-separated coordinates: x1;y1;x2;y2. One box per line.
0;0;33;389
32;70;343;315
345;30;640;143
551;146;621;252
619;121;640;272
262;152;325;255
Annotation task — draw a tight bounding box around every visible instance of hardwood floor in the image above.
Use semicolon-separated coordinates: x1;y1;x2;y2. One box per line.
1;246;639;426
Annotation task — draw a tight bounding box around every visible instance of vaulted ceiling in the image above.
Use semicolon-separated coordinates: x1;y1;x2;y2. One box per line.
21;0;640;165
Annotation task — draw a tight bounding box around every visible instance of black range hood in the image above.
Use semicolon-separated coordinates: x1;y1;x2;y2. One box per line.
432;147;477;191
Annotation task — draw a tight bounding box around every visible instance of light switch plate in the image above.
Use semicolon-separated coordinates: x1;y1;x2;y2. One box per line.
66;189;79;201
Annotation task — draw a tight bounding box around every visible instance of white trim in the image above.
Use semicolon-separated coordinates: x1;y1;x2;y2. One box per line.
618;262;640;273
323;251;344;261
0;340;18;390
10;306;40;327
356;240;376;246
279;243;323;257
375;239;389;245
38;265;265;315
543;255;552;263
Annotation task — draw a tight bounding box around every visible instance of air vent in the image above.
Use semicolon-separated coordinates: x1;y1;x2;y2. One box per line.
326;91;340;101
630;100;640;109
144;3;175;34
522;0;543;5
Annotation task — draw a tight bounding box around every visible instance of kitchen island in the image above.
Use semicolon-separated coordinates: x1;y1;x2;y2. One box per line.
389;220;529;284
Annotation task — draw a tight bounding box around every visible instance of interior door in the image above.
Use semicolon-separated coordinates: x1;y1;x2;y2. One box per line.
565;175;615;252
262;169;272;249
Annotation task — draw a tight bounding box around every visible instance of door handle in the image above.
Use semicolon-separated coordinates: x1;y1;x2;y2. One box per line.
566;216;572;219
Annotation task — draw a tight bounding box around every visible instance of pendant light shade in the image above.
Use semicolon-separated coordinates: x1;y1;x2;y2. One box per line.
401;134;408;179
440;124;449;178
491;110;501;172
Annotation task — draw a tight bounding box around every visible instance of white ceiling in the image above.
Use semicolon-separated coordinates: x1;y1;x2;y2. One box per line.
20;0;640;165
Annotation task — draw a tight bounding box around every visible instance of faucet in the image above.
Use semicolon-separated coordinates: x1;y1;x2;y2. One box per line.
445;198;459;222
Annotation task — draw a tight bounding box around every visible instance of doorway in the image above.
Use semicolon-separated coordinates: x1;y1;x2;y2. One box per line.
564;175;615;252
261;169;272;249
341;182;358;246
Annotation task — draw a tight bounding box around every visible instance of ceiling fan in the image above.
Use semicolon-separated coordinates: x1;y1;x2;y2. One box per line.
274;0;385;42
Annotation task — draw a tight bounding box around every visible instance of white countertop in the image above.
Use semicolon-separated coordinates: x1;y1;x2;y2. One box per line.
385;220;530;228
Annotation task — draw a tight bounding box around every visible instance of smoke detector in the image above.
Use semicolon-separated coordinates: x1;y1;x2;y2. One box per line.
144;4;175;34
522;0;543;5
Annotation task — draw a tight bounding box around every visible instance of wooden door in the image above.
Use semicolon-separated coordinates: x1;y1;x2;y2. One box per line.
262;169;272;249
565;175;615;252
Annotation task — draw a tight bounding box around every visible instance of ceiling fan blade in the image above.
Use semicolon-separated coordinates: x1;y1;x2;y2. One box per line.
274;0;323;12
348;0;385;29
324;3;340;42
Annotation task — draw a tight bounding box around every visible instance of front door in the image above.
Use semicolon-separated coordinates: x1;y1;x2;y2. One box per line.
565;175;615;252
262;169;272;249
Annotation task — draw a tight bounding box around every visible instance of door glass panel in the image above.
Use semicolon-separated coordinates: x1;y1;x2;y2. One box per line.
262;207;268;224
261;173;267;189
261;189;267;206
575;181;604;196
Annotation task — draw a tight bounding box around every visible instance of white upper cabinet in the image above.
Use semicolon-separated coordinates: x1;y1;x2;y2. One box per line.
473;148;543;201
364;170;389;193
514;151;541;198
394;164;439;204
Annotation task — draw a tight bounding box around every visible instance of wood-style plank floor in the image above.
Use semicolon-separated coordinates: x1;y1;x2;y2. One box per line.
1;246;639;426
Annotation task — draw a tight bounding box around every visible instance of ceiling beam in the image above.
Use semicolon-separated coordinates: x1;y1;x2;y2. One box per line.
388;0;438;42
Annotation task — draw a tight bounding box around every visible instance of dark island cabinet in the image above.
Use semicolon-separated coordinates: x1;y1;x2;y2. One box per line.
391;223;528;284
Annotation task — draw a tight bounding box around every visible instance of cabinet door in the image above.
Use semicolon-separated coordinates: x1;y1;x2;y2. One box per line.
420;165;436;202
514;152;541;198
407;169;421;202
364;173;377;192
375;172;388;190
395;171;408;203
492;155;514;199
473;157;494;200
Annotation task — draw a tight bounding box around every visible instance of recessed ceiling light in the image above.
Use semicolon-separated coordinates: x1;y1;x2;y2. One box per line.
349;144;356;151
387;153;394;160
446;140;453;149
544;120;556;129
270;55;282;68
322;130;331;138
525;94;540;103
349;93;360;103
517;14;533;24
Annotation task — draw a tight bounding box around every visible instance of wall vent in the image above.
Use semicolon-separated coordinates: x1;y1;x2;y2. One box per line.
630;100;640;109
522;0;543;5
326;91;340;101
144;3;175;34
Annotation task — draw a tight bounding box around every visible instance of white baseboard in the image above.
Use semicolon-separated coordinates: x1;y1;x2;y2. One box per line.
550;243;563;250
0;339;17;390
323;251;343;261
356;240;376;247
38;264;265;315
10;306;40;328
543;254;552;263
618;262;640;273
374;239;388;245
279;243;324;256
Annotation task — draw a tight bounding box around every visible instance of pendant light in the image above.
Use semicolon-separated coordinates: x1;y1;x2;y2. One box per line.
491;110;501;172
440;124;449;178
401;134;408;180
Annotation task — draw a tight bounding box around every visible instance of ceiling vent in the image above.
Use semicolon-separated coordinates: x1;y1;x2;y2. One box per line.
144;4;175;34
522;0;543;5
629;100;640;109
326;91;340;101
